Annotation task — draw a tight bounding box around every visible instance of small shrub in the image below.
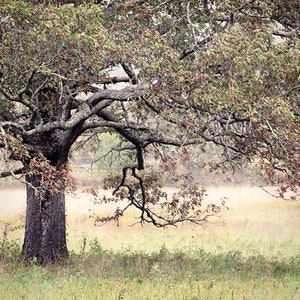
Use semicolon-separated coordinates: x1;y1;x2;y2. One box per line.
88;237;103;256
0;229;22;263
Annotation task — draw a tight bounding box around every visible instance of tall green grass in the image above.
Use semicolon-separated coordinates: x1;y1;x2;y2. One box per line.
0;237;300;300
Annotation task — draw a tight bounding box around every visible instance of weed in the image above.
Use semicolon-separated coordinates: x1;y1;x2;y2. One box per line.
88;237;103;256
0;223;22;266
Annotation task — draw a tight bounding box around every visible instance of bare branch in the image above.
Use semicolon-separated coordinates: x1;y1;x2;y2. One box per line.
0;71;39;113
0;168;24;178
0;121;25;132
0;86;15;101
82;120;149;132
99;76;130;85
87;84;149;106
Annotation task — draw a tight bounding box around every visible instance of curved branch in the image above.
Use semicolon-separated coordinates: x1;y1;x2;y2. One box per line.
0;71;39;113
87;84;149;106
0;121;25;132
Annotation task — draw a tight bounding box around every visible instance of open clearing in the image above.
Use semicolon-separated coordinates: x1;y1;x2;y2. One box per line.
0;185;299;300
1;185;299;256
0;184;288;216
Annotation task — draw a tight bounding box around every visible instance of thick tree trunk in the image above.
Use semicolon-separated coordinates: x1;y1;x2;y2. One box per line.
22;174;68;265
20;127;82;264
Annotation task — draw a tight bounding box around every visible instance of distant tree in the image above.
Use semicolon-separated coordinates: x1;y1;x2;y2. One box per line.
0;0;299;264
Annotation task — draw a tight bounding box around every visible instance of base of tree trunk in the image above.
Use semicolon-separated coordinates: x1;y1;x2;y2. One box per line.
22;174;69;265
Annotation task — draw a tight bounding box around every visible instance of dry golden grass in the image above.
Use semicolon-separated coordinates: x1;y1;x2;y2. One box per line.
1;185;299;258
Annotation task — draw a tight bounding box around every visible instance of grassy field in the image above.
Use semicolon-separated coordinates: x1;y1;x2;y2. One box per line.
0;186;299;299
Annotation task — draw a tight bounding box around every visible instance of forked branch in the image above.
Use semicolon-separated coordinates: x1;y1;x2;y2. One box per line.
95;144;226;227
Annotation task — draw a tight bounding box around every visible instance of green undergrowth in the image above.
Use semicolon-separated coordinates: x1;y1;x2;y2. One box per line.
0;238;299;300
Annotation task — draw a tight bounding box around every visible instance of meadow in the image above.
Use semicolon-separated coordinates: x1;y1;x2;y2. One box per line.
0;185;299;300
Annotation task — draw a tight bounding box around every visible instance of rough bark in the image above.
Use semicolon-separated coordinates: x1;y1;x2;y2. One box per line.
21;129;73;265
22;174;68;265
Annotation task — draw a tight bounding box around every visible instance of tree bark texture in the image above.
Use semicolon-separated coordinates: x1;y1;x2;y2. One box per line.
20;126;80;264
22;174;68;265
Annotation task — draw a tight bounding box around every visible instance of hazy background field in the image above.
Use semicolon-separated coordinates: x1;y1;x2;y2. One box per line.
1;184;299;257
0;181;299;299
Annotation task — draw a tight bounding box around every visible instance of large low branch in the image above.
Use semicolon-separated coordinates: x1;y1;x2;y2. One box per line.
0;168;24;178
87;84;149;107
1;85;149;136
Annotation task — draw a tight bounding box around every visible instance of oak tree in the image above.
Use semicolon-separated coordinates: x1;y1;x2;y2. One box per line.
0;0;299;264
